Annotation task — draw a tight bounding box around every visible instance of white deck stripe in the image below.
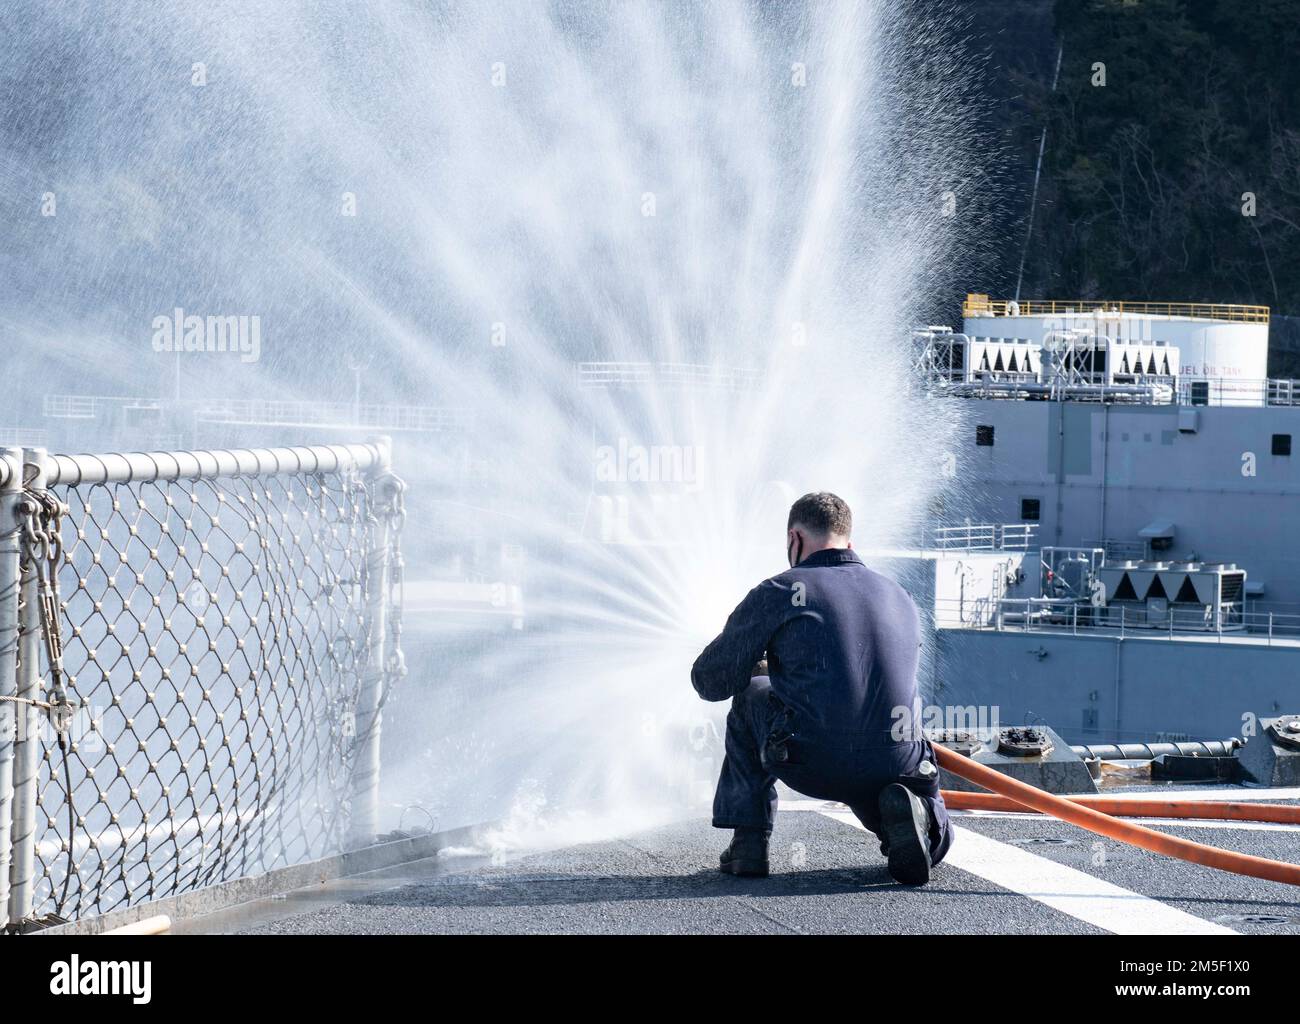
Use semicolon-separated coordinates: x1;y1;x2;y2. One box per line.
787;796;1300;832
1073;786;1300;802
806;806;1238;935
785;787;1300;806
954;810;1300;833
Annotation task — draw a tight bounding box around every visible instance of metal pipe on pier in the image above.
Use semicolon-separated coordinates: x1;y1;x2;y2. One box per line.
1070;739;1241;761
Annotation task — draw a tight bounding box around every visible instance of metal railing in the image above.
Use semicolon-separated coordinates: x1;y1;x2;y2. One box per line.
193;399;469;432
43;395;118;419
962;296;1270;324
577;362;762;391
931;597;1300;645
919;372;1300;408
1176;378;1300;408
923;523;1038;552
0;430;48;448
1095;539;1147;561
1269;379;1300;406
41;394;469;433
0;440;405;928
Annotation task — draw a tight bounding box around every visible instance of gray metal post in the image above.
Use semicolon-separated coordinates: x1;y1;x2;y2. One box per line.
347;437;392;850
0;448;24;921
8;447;45;925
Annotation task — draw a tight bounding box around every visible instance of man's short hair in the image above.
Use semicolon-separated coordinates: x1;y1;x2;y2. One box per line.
787;492;852;538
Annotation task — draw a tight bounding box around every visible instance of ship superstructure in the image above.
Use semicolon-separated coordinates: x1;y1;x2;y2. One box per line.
904;296;1300;743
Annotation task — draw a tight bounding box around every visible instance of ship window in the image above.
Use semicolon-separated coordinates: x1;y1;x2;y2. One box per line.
975;425;995;447
1273;433;1292;456
1020;498;1040;521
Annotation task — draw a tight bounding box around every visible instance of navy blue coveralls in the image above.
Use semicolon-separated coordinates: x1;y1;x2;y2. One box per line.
691;548;952;864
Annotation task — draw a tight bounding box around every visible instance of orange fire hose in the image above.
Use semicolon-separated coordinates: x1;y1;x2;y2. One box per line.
931;743;1300;886
943;789;1300;824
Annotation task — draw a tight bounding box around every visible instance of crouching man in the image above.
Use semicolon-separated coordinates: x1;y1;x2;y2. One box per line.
691;492;953;885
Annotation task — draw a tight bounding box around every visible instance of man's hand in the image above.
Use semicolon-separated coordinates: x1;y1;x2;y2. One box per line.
691;581;785;701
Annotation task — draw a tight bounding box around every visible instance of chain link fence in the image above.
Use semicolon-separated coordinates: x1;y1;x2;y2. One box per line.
0;441;405;929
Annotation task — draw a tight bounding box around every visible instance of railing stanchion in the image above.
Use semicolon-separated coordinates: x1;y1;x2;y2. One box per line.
0;448;24;925
347;437;394;851
8;448;45;927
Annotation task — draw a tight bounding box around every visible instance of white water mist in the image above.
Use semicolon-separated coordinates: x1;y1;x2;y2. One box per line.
0;0;988;852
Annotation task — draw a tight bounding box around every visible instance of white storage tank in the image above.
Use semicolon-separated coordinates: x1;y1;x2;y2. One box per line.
961;295;1269;383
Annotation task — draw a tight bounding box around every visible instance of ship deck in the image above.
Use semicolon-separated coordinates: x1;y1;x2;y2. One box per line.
174;785;1300;935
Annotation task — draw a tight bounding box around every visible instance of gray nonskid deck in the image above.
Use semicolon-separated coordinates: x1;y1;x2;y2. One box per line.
171;797;1300;935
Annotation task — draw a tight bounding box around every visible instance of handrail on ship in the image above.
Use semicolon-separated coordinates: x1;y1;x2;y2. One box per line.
919;374;1300;408
962;295;1271;324
930;596;1300;646
923;522;1038;552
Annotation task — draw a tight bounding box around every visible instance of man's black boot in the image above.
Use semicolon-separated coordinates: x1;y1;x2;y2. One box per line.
877;783;932;886
718;827;770;877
